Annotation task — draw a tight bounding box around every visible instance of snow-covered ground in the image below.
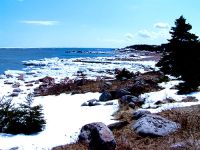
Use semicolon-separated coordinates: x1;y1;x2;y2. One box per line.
141;79;200;113
1;53;200;149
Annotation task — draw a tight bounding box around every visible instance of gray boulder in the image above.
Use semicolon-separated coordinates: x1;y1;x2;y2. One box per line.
79;122;116;150
132;114;180;137
99;91;112;101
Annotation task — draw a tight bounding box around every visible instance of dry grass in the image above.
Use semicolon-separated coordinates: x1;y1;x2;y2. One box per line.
52;143;87;150
113;104;200;150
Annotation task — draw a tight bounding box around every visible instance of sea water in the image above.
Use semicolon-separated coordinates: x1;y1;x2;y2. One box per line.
0;48;114;74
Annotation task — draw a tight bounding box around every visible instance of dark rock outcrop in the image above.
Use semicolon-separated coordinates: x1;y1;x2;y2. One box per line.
132;114;180;137
79;122;116;150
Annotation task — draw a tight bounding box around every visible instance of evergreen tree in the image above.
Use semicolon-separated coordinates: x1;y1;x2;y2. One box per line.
17;94;46;134
157;16;200;94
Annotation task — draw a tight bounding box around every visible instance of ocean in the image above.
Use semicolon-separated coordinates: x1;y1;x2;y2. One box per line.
0;48;114;74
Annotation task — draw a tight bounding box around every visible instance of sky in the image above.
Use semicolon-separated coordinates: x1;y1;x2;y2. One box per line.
0;0;199;48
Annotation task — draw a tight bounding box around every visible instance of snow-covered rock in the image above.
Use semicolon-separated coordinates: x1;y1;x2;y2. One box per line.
132;114;180;137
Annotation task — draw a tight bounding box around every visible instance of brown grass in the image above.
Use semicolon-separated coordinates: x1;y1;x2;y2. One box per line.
113;104;200;150
52;142;87;150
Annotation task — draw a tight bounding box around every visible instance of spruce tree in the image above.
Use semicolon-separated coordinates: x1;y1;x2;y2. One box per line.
157;16;200;94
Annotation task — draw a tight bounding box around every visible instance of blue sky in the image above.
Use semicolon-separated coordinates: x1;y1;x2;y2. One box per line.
0;0;199;48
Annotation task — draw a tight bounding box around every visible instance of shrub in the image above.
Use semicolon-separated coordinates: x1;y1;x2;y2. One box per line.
0;94;46;135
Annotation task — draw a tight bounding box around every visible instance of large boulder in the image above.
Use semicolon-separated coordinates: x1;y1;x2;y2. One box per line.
99;91;112;102
79;122;116;150
132;114;180;137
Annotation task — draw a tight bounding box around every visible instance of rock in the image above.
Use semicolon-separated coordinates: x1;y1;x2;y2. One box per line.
115;68;134;80
13;88;22;93
132;114;180;137
10;92;19;97
9;147;19;150
88;99;97;105
120;95;144;107
18;74;24;81
120;95;138;104
26;83;33;87
105;82;112;87
88;99;101;106
101;82;112;91
104;102;114;106
181;96;198;102
35;80;40;84
99;91;112;102
4;80;13;85
12;82;21;88
132;110;151;120
108;121;129;130
26;72;36;75
81;102;88;106
74;79;87;86
81;99;101;107
170;139;200;150
6;74;13;78
79;122;116;150
128;102;135;109
115;89;131;99
39;76;55;85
